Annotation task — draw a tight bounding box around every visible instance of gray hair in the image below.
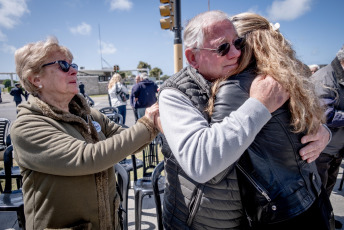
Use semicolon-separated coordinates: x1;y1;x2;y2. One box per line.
14;36;73;96
337;44;344;61
308;64;320;70
183;10;232;50
141;73;148;79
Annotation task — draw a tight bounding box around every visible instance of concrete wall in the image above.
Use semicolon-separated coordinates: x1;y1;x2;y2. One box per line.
77;75;109;95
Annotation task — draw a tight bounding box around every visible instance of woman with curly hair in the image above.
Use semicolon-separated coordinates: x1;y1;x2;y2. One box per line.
208;12;334;229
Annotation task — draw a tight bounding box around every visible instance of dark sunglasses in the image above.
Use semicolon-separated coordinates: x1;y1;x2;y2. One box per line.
197;37;245;56
42;60;78;72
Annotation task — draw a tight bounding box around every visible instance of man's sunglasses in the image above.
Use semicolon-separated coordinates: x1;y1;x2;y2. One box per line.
42;60;78;72
197;37;245;56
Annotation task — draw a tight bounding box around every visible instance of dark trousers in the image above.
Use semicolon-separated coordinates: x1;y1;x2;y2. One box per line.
15;100;22;107
117;105;126;125
316;152;343;197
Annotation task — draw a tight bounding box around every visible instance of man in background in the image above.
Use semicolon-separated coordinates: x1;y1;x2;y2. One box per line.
10;83;24;107
130;75;142;122
312;45;344;229
132;73;158;119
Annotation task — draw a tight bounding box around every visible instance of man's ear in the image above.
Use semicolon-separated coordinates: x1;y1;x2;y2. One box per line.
185;48;199;69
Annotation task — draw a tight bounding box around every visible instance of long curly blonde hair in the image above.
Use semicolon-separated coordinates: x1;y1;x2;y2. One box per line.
207;12;324;134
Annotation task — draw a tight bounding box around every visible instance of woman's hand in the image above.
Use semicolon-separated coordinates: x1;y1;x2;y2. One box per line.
144;103;163;132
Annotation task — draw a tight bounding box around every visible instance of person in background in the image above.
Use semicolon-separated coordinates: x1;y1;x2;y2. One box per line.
108;73;129;125
132;73;158;119
309;64;320;75
208;12;333;229
312;44;344;229
10;82;25;107
0;86;2;103
158;10;330;229
130;75;142;122
12;36;160;230
79;81;85;97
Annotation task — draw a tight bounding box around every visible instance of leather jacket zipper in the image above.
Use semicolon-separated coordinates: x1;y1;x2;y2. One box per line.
237;164;271;202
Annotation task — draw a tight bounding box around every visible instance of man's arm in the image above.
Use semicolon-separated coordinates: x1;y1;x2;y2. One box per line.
300;124;331;163
159;89;271;183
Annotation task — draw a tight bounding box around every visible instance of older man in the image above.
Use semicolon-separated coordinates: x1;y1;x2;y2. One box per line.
158;10;330;229
312;45;344;229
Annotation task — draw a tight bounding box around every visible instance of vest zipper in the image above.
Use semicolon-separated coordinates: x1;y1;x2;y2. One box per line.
237;164;271;202
187;185;204;226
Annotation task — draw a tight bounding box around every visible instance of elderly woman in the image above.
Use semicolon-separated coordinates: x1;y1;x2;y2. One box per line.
11;37;160;230
108;73;129;125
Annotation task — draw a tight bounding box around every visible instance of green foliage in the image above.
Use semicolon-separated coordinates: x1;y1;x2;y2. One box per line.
160;75;170;81
150;67;163;77
3;79;11;88
137;61;151;73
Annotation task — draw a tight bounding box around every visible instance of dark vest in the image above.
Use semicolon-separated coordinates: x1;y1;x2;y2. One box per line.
159;66;244;230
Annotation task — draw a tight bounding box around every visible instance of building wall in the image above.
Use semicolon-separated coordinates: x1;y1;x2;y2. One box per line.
77;76;109;95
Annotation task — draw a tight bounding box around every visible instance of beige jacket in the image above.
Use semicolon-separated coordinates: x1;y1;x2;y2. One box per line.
11;94;158;230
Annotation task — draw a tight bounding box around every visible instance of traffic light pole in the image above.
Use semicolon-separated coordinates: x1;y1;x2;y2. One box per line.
173;0;183;73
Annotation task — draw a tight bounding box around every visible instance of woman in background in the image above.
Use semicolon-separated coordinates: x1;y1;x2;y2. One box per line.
108;73;129;125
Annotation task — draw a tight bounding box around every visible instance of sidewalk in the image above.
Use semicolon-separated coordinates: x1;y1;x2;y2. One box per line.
0;94;344;229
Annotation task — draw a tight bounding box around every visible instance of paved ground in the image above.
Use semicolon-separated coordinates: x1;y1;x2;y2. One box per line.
0;93;344;229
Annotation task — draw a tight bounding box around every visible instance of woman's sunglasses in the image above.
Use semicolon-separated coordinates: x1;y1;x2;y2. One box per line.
197;37;245;56
42;60;78;72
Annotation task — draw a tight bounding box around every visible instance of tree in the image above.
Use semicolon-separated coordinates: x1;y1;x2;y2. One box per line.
137;61;151;73
160;75;170;81
150;67;163;78
3;79;11;88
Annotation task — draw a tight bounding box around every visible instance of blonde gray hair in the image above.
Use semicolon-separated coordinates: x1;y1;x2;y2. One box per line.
14;36;73;96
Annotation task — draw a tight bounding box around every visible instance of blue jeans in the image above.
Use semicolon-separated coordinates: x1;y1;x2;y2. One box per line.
137;108;146;119
117;105;126;125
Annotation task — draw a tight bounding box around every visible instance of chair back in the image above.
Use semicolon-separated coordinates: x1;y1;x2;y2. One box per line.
115;163;129;230
0;118;10;150
142;134;164;179
152;161;165;230
99;107;123;125
3;145;15;193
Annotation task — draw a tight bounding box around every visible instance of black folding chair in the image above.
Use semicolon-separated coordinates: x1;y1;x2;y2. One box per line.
152;161;165;230
115;163;130;230
99;107;123;125
0;145;25;229
133;134;164;230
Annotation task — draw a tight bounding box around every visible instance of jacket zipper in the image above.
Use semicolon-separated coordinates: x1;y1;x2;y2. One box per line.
187;186;204;226
237;164;271;202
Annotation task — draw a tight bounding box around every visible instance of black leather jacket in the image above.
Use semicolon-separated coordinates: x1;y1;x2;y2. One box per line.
211;69;322;225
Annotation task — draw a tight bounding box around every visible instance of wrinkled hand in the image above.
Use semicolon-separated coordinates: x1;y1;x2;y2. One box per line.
250;75;289;113
299;124;330;163
144;103;163;132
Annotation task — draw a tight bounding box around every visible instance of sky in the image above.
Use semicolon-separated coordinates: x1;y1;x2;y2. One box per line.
0;0;343;80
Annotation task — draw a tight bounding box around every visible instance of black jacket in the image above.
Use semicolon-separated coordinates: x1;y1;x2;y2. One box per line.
211;69;322;225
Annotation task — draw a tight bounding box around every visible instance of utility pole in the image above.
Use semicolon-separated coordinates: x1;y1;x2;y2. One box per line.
159;0;183;73
173;0;182;73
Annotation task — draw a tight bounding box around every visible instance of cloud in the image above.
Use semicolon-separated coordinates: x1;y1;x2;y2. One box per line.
267;0;312;21
110;0;132;11
99;41;117;54
0;0;29;29
70;22;92;35
1;43;16;54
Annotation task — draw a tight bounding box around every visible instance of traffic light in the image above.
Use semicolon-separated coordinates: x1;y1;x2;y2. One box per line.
159;0;174;30
114;65;119;72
